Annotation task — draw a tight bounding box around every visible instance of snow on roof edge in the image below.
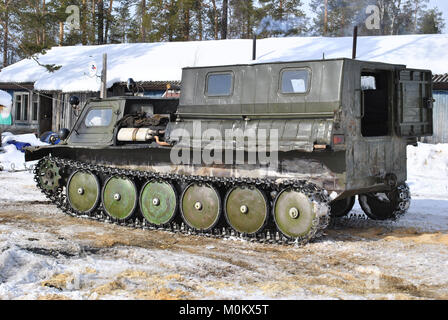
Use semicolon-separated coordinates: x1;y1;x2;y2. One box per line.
0;34;447;93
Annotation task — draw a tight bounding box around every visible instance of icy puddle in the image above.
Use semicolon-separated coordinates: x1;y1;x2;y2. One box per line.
0;171;447;300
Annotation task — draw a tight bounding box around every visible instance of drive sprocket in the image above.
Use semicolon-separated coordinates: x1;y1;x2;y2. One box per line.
35;158;62;193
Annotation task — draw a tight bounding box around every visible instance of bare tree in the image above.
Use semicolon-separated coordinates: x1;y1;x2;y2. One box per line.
221;0;228;39
140;0;146;42
1;0;13;67
210;0;218;39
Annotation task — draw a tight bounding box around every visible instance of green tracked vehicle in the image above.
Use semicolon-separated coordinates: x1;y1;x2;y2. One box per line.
26;58;433;245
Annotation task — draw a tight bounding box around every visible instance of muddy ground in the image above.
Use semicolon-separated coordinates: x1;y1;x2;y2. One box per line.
0;171;447;300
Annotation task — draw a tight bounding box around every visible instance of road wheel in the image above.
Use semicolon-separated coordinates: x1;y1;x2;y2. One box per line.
224;186;268;235
273;189;319;240
330;196;356;218
140;180;177;226
181;183;221;231
67;170;100;214
102;176;138;221
359;184;411;221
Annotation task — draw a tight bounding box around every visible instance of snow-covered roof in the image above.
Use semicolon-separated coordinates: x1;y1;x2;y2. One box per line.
0;34;447;93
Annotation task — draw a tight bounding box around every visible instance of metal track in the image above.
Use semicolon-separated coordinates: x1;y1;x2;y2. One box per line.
34;156;332;246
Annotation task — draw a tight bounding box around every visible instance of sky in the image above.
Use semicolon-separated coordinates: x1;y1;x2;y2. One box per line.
301;0;448;33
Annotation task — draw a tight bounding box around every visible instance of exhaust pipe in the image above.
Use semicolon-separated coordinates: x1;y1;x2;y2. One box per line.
252;34;257;61
352;26;358;59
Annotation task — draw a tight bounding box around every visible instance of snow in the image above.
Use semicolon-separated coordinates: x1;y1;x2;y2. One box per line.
0;132;47;172
0;141;447;299
407;143;448;199
0;34;447;93
0;89;12;119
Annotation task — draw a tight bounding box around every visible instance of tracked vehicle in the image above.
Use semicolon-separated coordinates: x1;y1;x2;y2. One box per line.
26;58;433;245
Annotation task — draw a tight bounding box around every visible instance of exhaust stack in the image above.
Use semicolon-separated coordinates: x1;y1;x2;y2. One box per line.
252;35;257;61
352;26;358;59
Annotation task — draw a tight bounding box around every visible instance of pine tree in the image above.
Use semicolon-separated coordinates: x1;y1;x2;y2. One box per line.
418;8;445;34
0;0;18;67
310;0;365;36
258;0;308;37
228;0;255;39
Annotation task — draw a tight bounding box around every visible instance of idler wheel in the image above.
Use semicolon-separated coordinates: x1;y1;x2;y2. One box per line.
359;183;411;221
181;183;221;231
224;186;268;235
140;181;178;226
67;170;100;214
37;159;62;193
102;176;137;220
273;189;318;239
330;196;356;218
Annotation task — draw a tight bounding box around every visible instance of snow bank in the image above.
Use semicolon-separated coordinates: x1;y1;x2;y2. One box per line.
407;143;448;199
0;34;447;93
0;133;47;172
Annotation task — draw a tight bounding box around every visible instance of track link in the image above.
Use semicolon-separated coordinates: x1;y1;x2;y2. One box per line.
34;156;331;246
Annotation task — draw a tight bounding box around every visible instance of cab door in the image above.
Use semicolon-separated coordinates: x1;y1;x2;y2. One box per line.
395;69;433;137
68;100;122;145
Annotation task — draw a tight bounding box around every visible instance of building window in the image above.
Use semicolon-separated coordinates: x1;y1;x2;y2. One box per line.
281;69;310;94
14;92;30;123
206;73;233;96
32;102;39;121
32;94;39;122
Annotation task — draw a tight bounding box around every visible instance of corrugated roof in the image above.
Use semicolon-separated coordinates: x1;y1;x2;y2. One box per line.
433;74;448;83
433;74;448;90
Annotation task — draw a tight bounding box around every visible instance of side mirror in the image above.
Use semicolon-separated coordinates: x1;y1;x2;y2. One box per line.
127;78;137;95
69;96;82;117
69;96;80;107
58;128;70;140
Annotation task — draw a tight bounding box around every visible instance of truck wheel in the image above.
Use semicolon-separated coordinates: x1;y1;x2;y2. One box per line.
330;196;356;218
358;184;411;221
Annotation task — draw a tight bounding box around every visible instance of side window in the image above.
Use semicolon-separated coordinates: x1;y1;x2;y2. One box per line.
361;76;376;90
281;69;310;94
84;108;113;127
206;73;233;96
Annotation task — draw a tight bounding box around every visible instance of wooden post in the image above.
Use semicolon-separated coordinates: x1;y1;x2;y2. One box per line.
100;53;107;99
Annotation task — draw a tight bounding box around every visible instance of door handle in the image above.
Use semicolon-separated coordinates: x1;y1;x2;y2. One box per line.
355;89;365;119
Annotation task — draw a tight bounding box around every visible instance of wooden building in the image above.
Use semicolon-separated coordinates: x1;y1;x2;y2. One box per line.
426;74;448;144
